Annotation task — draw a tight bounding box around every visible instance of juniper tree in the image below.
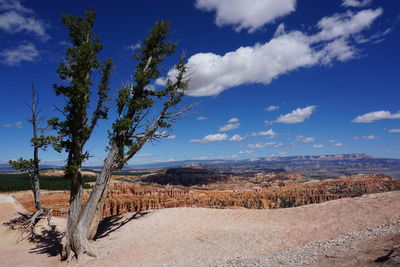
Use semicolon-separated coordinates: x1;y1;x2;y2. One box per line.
48;9;113;260
60;19;190;262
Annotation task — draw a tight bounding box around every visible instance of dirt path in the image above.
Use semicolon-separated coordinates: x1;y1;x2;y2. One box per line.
1;191;399;266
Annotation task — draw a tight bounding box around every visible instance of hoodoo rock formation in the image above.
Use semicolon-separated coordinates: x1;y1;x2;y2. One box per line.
14;173;400;218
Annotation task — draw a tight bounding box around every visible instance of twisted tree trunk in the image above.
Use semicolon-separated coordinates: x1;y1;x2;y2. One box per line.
62;168;84;262
62;145;118;261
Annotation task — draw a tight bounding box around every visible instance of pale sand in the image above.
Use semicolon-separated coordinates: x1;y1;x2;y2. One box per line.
1;191;399;266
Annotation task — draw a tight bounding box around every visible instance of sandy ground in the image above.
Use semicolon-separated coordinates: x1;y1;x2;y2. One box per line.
1;192;400;266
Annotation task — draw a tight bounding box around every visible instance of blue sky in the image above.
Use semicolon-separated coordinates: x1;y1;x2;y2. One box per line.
0;0;399;166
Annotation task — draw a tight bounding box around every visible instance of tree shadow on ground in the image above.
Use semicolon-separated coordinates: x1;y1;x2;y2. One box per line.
30;225;63;257
94;211;151;241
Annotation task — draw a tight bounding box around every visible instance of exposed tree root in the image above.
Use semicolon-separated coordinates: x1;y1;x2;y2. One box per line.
375;245;400;263
62;229;98;262
3;206;53;242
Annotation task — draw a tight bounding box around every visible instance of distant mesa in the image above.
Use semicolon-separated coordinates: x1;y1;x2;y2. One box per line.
292;153;373;161
143;167;229;186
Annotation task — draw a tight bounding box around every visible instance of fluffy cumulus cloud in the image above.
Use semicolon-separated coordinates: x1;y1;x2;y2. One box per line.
169;8;383;97
166;135;176;139
353;135;379;140
228;117;239;123
0;0;48;66
190;133;228;143
230;134;245;142
265;105;280;112
313;144;324;148
0;42;38;66
0;10;48;38
195;0;296;33
275;106;316;124
342;0;372;8
334;142;344;146
0;0;49;40
351;110;400;123
388;129;400;134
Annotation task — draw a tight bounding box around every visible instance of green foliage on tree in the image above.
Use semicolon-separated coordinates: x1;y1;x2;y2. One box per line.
9;158;35;173
48;9;113;178
110;20;189;168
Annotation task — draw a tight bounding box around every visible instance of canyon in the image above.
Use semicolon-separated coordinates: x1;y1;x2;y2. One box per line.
13;169;400;218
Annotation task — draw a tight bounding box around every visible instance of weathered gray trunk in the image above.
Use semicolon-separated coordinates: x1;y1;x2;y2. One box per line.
62;145;118;261
78;145;118;238
62;168;84;261
86;185;109;240
31;88;42;211
32;146;42;210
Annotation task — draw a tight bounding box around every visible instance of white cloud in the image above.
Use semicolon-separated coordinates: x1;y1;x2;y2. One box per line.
252;129;277;138
138;154;153;158
195;0;297;33
388;129;400;134
342;0;372;8
228;117;239;123
239;150;253;154
354;135;379;140
166;135;176;139
328;139;337;143
351;110;400;123
275;106;316;124
196;116;207;120
2;121;22;128
184;32;318;96
314;8;382;41
265;105;280;112
0;42;38;66
190;133;228;143
0;10;48;39
248;142;283;149
354;28;392;44
124;42;141;51
296;135;315;143
219;118;240;132
313;144;324;148
0;0;32;13
230;134;245;142
318;38;357;64
172;8;383;97
334;142;344;146
219;122;240;132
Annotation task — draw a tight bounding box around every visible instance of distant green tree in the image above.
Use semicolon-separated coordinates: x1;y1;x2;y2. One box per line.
9;84;57;210
8;83;57;241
